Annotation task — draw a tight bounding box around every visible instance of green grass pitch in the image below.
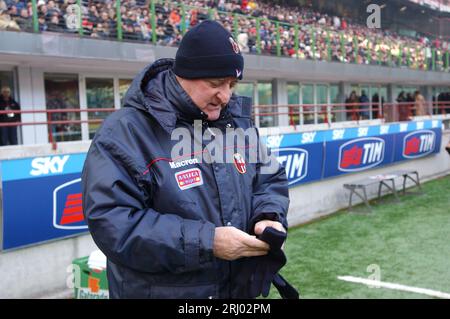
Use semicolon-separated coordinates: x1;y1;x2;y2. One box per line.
269;174;450;299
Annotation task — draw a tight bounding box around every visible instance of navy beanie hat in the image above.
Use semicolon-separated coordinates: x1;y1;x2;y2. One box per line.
173;20;244;80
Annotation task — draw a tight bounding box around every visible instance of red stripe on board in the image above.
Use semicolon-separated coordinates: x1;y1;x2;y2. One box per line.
63;206;83;215
60;213;85;225
65;199;82;207
67;193;82;200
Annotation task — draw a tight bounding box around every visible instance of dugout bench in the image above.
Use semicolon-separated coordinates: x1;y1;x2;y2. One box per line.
343;170;422;212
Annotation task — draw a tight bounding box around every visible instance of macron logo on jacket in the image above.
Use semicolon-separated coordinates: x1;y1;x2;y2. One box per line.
169;158;199;169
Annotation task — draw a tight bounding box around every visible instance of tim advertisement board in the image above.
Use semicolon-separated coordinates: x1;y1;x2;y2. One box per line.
265;120;442;184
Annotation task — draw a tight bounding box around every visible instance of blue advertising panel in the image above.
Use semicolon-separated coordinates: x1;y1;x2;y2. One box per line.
323;134;395;178
393;128;442;162
264;119;442;186
1;153;87;250
271;143;324;187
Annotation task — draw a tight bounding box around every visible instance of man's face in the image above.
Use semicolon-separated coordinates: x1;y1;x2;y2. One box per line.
1;88;11;98
177;76;237;121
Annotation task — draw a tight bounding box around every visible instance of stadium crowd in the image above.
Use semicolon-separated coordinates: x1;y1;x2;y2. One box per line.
0;0;449;70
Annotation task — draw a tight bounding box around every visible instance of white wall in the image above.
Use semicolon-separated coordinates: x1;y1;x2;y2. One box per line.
0;234;97;298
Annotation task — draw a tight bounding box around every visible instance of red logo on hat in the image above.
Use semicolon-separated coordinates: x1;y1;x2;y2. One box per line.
229;37;240;54
233;153;246;174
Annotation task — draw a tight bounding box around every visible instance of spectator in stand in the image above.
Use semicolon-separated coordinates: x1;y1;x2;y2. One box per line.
359;90;371;120
414;90;427;116
47;14;63;32
406;92;415;117
38;13;47;31
47;0;61;18
371;93;384;119
397;91;410;122
345;91;359;121
238;31;249;53
438;91;450;114
122;23;137;40
341;18;347;30
190;9;198;27
15;8;32;32
65;2;79;33
81;19;93;36
0;86;21;146
169;7;181;28
0;8;20;30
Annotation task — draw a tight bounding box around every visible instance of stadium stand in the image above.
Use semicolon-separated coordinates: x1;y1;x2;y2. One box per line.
0;0;449;72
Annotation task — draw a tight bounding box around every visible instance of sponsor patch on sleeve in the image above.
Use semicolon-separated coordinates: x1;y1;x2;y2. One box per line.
175;168;203;190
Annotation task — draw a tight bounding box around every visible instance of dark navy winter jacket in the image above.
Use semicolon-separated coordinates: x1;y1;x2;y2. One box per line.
81;58;290;299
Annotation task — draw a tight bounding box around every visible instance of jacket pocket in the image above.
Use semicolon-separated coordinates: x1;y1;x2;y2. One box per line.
150;282;218;299
121;279;151;299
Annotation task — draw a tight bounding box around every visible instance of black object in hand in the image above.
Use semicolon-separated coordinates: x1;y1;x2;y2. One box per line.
236;227;299;299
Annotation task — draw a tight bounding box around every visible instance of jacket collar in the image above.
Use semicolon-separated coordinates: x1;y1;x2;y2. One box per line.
165;70;209;123
122;58;252;135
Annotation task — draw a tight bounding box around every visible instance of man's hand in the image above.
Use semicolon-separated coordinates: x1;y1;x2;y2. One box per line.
254;220;286;250
213;226;270;261
254;220;286;236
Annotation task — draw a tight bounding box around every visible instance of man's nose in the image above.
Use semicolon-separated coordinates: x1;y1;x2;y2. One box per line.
216;87;232;105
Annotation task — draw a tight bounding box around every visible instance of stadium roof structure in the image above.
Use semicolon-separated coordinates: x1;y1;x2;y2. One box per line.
408;0;450;13
298;0;450;40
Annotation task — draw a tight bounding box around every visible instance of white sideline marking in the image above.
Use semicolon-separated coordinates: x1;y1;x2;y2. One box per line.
338;276;450;299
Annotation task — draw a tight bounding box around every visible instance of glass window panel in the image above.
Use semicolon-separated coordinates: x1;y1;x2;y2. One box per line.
360;85;371;120
350;84;360;96
258;82;274;127
329;85;339;104
44;73;81;142
316;84;328;124
395;86;405;101
329;84;340;123
235;82;254;99
119;79;133;106
287;83;300;125
433;86;449;114
86;78;114;139
302;84;314;124
235;82;255;122
374;86;387;119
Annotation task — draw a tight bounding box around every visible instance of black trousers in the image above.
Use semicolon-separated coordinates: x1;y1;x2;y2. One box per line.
0;126;18;146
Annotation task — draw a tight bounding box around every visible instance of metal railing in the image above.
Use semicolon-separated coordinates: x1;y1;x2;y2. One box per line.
253;101;450;127
1;102;449;149
0;108;116;149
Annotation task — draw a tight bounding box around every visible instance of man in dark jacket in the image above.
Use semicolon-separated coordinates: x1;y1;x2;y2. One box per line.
0;86;21;146
82;20;290;299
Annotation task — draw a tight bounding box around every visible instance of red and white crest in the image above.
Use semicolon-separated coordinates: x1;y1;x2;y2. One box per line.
233;153;246;174
229;37;240;54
